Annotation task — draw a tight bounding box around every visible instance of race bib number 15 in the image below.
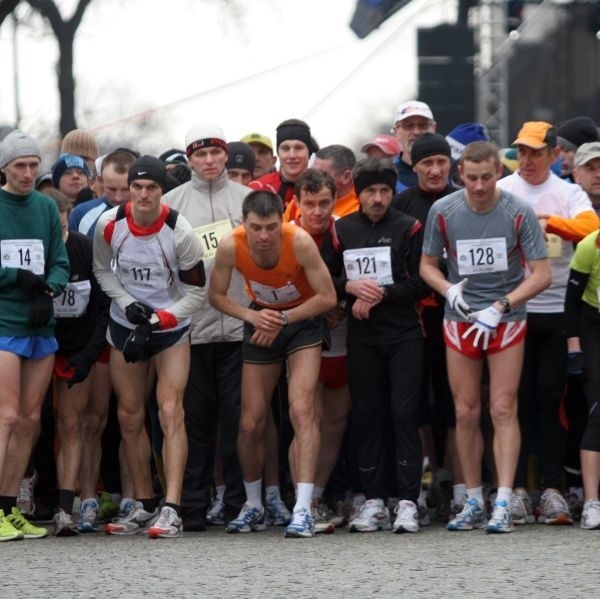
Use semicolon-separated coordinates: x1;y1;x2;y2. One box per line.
194;219;232;260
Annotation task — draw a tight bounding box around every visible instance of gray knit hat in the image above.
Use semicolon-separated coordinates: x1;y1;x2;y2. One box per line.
0;130;41;168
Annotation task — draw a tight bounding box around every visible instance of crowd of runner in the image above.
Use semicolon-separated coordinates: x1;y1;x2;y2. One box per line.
1;100;600;541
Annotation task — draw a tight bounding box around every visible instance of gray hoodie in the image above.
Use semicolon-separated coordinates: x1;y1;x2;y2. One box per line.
162;169;249;344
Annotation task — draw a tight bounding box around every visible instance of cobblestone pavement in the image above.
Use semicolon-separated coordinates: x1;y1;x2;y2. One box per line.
5;521;598;598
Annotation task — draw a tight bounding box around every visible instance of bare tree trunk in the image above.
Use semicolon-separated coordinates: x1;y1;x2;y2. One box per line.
26;0;92;135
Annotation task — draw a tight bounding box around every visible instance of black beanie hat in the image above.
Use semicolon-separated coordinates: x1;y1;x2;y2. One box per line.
353;160;397;196
411;133;452;166
276;122;313;153
557;117;600;152
128;155;168;190
226;142;256;173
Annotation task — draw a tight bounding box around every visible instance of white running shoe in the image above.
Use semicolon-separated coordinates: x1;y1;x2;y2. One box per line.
206;497;225;526
393;500;419;534
510;489;536;525
580;500;600;530
265;495;291;526
539;489;573;525
147;506;183;539
349;499;391;532
486;500;514;533
104;502;159;535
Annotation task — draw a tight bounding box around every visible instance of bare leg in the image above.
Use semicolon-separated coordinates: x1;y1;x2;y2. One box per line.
79;362;111;499
110;350;153;499
153;342;190;505
487;342;523;489
0;354;55;495
446;348;484;489
237;362;281;482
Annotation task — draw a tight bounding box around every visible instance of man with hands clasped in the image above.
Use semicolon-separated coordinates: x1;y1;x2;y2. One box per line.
420;141;551;533
94;156;205;539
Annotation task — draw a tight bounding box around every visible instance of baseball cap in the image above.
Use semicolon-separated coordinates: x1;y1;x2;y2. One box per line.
557;117;600;152
574;142;600;168
240;132;273;152
360;134;401;156
393;101;434;124
512;121;557;149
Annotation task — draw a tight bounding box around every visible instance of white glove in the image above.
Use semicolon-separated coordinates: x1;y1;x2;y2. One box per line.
444;278;472;320
462;305;503;350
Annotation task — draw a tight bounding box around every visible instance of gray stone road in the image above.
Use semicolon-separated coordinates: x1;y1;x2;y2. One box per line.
5;521;598;598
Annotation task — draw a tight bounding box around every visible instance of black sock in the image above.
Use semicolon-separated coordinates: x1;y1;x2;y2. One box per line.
0;496;16;513
164;502;181;516
140;497;157;513
57;489;76;514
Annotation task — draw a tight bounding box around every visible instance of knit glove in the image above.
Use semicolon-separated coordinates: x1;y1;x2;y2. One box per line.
28;295;54;329
17;269;52;295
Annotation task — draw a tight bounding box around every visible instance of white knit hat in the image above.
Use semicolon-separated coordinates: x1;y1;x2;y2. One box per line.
185;123;227;156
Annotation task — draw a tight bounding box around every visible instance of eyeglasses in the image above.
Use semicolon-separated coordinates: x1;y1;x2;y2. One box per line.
391;120;433;133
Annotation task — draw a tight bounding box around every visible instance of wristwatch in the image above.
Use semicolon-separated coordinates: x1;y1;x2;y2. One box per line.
279;311;289;326
498;296;511;313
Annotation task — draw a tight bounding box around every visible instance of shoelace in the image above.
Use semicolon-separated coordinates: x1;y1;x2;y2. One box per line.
543;492;567;513
396;502;416;519
81;503;97;519
9;510;28;528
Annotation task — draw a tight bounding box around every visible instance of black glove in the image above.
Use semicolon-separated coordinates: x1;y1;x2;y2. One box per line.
125;301;154;325
122;321;156;363
28;295;53;329
64;353;94;388
567;352;585;381
16;269;52;295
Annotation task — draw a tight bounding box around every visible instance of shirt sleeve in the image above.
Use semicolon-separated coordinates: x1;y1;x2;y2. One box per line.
167;216;206;322
92;211;138;311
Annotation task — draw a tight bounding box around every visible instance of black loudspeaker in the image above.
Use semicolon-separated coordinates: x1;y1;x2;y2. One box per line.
417;24;476;135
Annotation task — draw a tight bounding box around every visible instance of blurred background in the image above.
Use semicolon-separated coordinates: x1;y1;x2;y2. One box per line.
0;0;599;164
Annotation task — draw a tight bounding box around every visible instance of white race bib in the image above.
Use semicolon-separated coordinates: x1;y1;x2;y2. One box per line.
53;280;91;318
1;239;45;274
546;234;562;259
194;219;232;260
343;246;393;285
249;280;301;306
457;237;508;275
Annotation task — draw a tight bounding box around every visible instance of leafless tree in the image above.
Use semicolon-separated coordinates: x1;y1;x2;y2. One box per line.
0;0;92;135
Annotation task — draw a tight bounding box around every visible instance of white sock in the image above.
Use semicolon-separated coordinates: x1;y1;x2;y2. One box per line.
496;487;512;505
294;482;313;512
244;479;263;508
453;484;467;505
312;486;324;500
466;486;484;508
265;485;280;501
215;484;226;502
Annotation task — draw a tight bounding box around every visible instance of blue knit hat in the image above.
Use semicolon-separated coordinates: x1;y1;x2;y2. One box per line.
52;153;90;189
446;123;488;161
